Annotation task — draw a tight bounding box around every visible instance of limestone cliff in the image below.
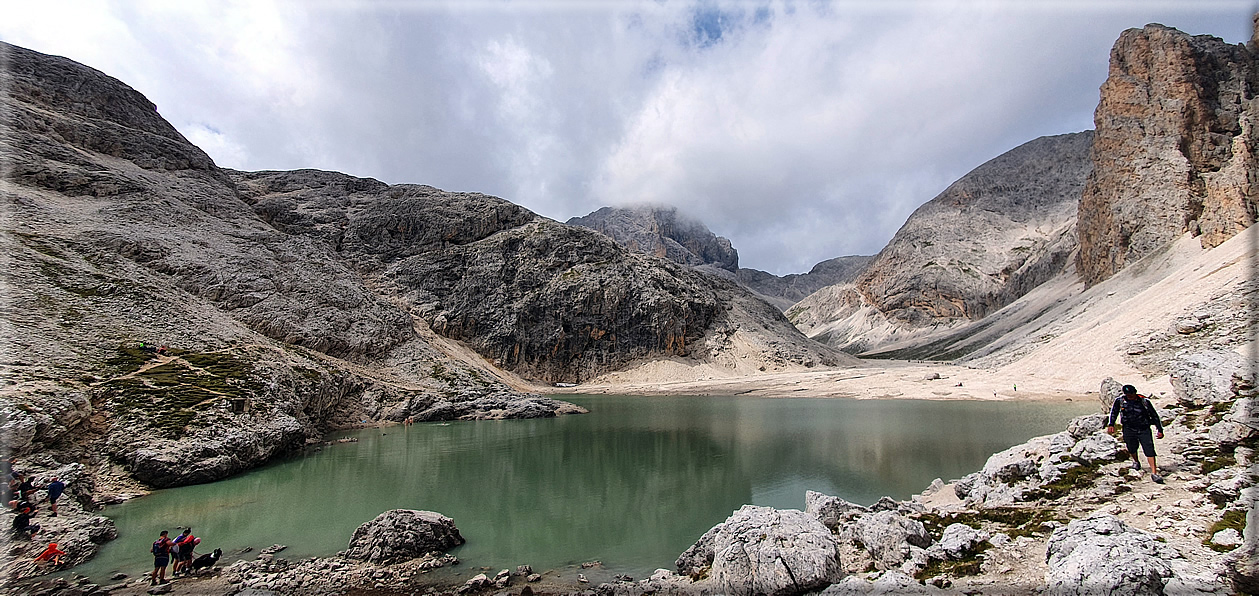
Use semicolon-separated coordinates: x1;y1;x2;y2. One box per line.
793;132;1093;353
1077;23;1259;285
569;205;872;310
567;205;739;272
734;255;873;311
0;42;843;490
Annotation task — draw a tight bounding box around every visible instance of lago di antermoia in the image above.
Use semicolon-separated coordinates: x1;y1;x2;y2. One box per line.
1;2;1256;595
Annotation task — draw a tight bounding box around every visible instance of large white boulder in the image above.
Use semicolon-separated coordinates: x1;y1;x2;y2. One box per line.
679;505;841;596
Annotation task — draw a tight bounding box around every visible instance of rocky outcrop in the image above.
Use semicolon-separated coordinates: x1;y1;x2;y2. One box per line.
792;132;1092;353
344;510;464;565
1077;24;1259;285
567;205;874;312
1169;349;1253;406
676;505;841;596
1043;514;1176;596
845;511;932;571
1;37;844;506
735;256;873;311
568;205;739;272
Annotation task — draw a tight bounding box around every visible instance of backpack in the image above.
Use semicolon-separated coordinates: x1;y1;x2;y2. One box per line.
1120;396;1150;428
152;538;170;555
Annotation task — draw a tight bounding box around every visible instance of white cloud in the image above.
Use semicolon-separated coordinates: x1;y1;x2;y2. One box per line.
2;0;1250;274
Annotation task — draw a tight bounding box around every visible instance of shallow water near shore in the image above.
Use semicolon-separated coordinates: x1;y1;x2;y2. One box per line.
74;395;1096;583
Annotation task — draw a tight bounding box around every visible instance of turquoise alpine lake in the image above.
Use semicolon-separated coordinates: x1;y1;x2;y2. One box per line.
74;395;1096;583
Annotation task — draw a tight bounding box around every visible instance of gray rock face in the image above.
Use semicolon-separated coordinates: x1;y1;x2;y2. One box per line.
1169;350;1251;406
846;511;931;571
1077;24;1258;285
735;256;873;311
1044;514;1174;596
345;510;464;565
792;132;1093;352
929;523;989;561
805;490;868;531
1;38;840;497
1069;431;1120;464
567;205;739;272
821;570;948;595
678;505;841;596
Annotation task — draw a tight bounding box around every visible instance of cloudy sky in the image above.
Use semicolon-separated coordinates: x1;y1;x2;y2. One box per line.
2;1;1252;274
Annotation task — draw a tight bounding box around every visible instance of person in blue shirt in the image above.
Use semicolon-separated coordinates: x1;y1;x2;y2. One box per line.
1107;384;1165;483
44;477;65;517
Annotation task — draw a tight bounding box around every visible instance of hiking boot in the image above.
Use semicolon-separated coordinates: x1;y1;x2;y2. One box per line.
1130;462;1141;470
1152;474;1164;484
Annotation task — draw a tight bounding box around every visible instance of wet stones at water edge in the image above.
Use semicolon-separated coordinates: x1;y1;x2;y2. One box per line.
345;509;464;565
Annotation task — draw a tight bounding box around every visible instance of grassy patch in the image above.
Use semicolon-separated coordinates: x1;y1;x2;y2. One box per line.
1204;510;1248;552
105;344;158;372
916;507;1065;541
1201;448;1237;475
914;541;991;581
100;350;260;437
1022;461;1104;501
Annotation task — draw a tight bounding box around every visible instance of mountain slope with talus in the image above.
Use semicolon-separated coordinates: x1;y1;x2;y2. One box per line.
0;41;849;493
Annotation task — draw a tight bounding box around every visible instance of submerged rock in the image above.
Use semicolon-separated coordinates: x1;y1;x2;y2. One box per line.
345;510;464;565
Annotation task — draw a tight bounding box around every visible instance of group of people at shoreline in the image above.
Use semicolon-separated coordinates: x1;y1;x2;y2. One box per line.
150;527;203;585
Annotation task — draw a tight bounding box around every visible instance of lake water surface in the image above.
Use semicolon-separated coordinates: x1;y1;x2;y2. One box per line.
75;395;1096;582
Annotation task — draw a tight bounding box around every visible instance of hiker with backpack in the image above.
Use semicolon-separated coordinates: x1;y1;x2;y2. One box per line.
1107;384;1165;483
151;530;173;585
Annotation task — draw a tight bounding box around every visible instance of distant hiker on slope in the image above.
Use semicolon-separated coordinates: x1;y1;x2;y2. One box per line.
1107;384;1165;483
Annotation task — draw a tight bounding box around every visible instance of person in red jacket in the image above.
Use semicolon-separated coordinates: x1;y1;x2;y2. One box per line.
33;542;65;565
1107;384;1165;483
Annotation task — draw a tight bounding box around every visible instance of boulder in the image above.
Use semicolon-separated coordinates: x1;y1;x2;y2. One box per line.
847;511;931;571
929;523;989;560
1210;528;1243;549
806;491;868;531
680;505;841;596
1070;431;1119;463
1099;378;1124;412
1169;350;1248;406
1044;514;1174;596
1067;413;1108;440
952;473;979;500
1047;432;1077;456
820;570;948;595
345;510;463;565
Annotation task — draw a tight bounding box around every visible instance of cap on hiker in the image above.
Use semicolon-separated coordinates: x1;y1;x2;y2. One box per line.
1122;385;1137;395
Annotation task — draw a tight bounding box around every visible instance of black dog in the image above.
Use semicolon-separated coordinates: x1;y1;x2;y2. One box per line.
190;548;222;572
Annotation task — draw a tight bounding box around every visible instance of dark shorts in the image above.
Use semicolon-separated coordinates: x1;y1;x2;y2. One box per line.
1123;427;1156;457
154;555;170;567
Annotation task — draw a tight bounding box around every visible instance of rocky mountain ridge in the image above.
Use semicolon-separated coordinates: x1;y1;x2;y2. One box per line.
567;205;740;272
0;39;845;498
1077;23;1259;286
795;20;1258;358
790;131;1093;354
568;205;873;310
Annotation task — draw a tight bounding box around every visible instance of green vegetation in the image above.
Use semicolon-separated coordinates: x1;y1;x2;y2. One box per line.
914;542;989;581
101;346;260;437
1022;461;1104;501
430;363;456;384
917;507;1066;541
1201;448;1237;475
1204;509;1247;552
